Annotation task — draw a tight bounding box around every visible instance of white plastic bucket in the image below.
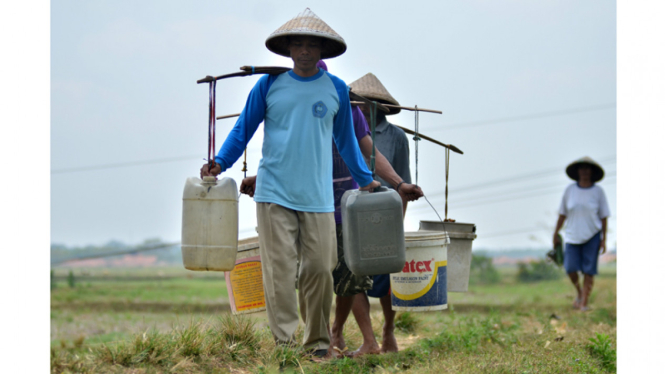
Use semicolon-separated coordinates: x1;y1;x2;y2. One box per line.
390;231;449;312
419;221;477;292
224;237;266;315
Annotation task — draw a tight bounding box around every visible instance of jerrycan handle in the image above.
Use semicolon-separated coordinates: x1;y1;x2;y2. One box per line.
363;186;389;194
202;176;218;185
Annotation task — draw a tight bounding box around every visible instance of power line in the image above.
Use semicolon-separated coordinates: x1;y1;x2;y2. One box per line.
424;156;616;199
51;147;264;175
448;177;615;209
428;103;616;132
455;173;615;206
480;227;548;239
51;242;180;265
51;155;203;174
454;173;615;207
410;175;616;213
51;105;615;174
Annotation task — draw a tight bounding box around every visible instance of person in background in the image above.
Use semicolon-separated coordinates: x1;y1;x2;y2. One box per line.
202;8;380;359
332;73;414;356
553;157;610;312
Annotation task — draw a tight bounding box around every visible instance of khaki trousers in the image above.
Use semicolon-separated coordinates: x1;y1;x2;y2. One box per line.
256;202;337;350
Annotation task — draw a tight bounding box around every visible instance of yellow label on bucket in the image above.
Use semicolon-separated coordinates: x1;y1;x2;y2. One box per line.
228;260;265;312
392;260;447;300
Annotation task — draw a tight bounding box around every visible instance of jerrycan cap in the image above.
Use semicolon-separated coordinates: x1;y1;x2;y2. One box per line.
202;176;218;185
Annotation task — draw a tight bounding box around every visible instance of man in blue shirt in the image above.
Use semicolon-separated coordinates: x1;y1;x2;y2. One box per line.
200;9;379;358
239;62;424;358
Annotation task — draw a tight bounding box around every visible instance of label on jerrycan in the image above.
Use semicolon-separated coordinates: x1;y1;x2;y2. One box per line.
357;209;400;259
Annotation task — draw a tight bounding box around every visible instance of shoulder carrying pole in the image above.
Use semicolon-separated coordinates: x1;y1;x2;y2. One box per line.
197;66;291;84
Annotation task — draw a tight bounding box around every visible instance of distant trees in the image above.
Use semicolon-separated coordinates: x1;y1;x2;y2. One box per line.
50;239;182;266
516;259;562;282
470;254;501;284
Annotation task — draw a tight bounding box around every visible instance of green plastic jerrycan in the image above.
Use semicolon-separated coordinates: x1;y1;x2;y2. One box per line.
341;187;406;276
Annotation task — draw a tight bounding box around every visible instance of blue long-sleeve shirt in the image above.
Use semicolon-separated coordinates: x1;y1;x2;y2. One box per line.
215;68;373;213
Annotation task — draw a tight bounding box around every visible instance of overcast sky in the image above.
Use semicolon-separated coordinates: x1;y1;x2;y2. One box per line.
6;2;665;369
50;0;616;250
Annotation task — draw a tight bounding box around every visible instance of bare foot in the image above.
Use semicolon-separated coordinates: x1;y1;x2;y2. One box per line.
328;345;347;359
330;335;346;354
381;327;398;353
345;343;381;358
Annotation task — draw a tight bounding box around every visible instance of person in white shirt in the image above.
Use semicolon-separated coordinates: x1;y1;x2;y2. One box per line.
553;157;610;311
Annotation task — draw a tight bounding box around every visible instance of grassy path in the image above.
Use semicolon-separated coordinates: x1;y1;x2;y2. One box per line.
51;266;616;373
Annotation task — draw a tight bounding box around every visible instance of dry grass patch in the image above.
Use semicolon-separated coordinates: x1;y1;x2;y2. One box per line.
51;266;616;373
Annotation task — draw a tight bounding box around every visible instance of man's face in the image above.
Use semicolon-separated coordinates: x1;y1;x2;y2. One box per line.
288;36;323;72
359;104;384;125
359;104;371;122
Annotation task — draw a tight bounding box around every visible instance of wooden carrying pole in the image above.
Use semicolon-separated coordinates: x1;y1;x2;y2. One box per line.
196;68;385;117
197;66;292;84
217;113;241;120
215;112;463;154
349;101;461;154
348;92;390;114
350;101;442;114
196;66;389;113
395;125;463;155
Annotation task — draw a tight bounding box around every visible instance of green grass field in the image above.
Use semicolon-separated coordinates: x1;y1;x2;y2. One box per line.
50;265;616;373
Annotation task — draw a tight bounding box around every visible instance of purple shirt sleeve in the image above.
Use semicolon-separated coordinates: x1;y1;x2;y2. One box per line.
332;106;372;224
352;106;371;141
329;76;373;188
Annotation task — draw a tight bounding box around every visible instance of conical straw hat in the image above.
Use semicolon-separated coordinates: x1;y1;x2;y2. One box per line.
265;8;346;59
349;73;401;115
566;156;605;182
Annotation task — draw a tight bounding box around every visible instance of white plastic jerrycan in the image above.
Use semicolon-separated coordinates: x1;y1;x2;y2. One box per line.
341;187;406;276
181;176;238;271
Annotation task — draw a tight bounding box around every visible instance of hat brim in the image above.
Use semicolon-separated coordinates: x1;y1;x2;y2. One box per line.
265;33;346;59
566;162;604;182
350;95;401;115
351;99;401;115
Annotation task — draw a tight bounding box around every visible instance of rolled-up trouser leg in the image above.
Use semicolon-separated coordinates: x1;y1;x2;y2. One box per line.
256;203;300;345
296;210;337;351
